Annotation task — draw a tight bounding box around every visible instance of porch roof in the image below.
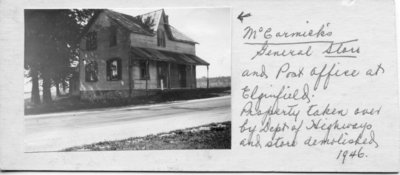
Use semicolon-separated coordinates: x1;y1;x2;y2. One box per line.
130;47;210;66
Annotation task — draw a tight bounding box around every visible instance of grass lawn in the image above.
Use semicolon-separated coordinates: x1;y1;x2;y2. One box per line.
25;87;230;115
61;121;231;151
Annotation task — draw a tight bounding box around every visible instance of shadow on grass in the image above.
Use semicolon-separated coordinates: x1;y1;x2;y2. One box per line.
25;87;230;115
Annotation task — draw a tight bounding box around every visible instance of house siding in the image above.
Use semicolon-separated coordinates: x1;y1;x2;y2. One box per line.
129;15;196;55
79;13;131;93
130;33;195;54
131;60;159;89
78;11;200;100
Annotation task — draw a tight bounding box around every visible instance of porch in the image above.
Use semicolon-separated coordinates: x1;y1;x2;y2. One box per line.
128;47;210;95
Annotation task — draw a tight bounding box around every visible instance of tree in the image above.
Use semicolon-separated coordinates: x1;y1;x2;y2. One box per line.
25;9;99;104
25;10;47;105
133;16;155;33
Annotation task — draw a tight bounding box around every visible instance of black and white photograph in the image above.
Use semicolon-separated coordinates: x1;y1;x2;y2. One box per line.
24;8;231;152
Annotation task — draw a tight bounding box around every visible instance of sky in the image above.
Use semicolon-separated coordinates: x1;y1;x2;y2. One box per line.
114;8;231;78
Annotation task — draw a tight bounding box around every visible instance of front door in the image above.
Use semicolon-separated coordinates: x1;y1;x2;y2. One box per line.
157;62;168;89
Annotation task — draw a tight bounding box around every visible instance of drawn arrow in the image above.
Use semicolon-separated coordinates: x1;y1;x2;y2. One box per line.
237;11;251;23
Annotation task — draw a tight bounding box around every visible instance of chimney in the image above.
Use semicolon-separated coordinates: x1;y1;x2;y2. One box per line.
164;15;169;24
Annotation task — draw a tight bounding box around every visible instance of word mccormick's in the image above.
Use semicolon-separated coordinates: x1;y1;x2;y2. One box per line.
243;22;332;40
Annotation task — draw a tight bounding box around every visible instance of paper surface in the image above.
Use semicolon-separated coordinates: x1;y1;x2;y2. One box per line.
232;0;399;171
0;0;399;172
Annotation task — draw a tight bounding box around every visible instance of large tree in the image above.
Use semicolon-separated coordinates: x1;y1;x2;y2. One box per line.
25;9;99;104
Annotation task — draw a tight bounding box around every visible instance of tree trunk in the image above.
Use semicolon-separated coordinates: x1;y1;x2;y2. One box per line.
62;81;66;93
30;68;41;105
55;82;61;97
42;73;52;104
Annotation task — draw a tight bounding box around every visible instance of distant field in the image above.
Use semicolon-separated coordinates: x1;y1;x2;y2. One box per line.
197;76;231;88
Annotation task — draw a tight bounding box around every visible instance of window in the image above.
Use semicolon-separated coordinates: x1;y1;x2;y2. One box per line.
86;31;97;50
85;61;98;82
139;61;149;80
106;58;122;81
109;26;117;47
157;30;166;47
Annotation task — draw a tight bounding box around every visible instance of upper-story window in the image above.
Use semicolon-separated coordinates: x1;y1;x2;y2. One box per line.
109;26;117;47
106;58;122;81
86;31;97;51
85;60;98;82
157;30;166;47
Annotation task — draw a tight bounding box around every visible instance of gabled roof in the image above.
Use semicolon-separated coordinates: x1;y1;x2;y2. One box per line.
137;9;163;32
81;9;198;44
164;24;197;44
104;10;153;35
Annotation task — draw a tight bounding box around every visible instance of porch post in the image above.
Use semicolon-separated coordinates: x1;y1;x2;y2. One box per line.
194;65;197;89
192;65;195;88
189;65;193;89
207;65;209;89
128;56;132;98
146;59;149;97
168;63;171;89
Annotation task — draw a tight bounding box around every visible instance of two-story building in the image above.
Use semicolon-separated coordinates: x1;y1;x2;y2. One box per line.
76;9;210;100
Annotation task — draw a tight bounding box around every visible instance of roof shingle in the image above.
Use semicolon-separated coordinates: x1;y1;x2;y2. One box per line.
104;9;198;44
130;47;209;65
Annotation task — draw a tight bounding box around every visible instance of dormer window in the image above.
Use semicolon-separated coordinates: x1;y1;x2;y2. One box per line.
109;26;117;47
86;31;97;51
157;29;166;47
